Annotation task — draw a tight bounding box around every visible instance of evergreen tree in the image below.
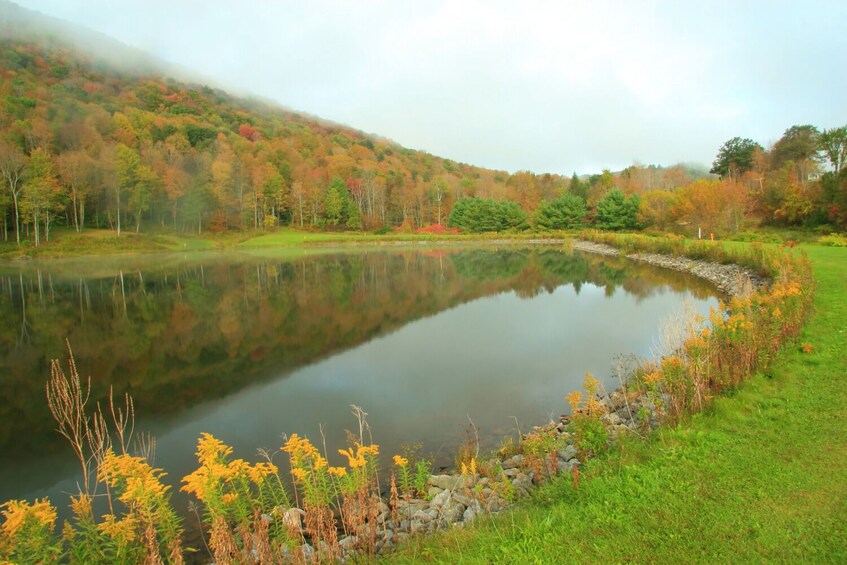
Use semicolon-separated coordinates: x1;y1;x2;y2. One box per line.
535;194;586;230
595;188;640;230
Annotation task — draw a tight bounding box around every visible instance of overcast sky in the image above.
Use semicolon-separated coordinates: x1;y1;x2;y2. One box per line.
15;0;847;175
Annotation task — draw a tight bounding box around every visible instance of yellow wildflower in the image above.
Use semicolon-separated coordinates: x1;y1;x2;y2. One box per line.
328;466;347;478
643;371;662;386
227;458;251;478
196;433;233;466
69;494;92;519
392;455;408;467
565;390;582;413
98;514;138;543
248;462;278;484
338;447;364;468
583;373;600;396
313;455;328;470
0;498;57;538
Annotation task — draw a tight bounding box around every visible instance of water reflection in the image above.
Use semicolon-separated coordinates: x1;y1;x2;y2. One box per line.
0;245;718;509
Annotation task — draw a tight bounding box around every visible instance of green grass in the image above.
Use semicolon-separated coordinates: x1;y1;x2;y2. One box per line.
238;229;358;247
385;245;847;564
238;228;565;248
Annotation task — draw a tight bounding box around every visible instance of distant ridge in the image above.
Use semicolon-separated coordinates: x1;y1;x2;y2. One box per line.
0;0;227;86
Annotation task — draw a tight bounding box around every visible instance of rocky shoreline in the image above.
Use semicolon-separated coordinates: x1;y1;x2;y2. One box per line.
571;239;769;296
282;240;770;562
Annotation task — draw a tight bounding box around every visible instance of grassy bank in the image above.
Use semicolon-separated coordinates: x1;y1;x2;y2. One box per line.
0;227;568;259
386;244;847;564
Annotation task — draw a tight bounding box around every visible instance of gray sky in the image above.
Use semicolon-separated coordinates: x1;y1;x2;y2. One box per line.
16;0;847;175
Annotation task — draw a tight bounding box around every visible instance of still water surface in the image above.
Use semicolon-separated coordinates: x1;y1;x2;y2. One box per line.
0;245;718;513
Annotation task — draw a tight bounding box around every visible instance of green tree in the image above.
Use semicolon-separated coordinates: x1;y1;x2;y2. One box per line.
447;197;526;232
116;144;159;233
818;126;847;176
595;188;640;230
535;194;586;230
22;147;63;245
567;173;587;201
710;137;763;179
0;141;27;245
260;172;287;230
324;177;350;227
771;125;820;169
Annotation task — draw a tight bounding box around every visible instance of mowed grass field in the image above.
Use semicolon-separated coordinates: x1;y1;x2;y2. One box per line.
385;245;847;564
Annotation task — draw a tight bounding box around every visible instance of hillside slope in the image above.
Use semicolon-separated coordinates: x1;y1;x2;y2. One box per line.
2;0;564;240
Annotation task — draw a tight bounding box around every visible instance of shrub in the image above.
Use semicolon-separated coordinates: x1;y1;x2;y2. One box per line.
818;234;847;247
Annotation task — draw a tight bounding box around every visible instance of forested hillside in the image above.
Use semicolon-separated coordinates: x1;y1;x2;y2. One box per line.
0;0;845;248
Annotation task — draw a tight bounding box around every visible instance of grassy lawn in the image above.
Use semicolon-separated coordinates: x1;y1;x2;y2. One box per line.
386;245;847;564
237;229;359;247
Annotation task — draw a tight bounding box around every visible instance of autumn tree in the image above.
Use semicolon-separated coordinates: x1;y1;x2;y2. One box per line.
430;176;448;225
506;171;541;211
586;169;616;207
638;190;677;231
672;179;751;234
764;162;817;225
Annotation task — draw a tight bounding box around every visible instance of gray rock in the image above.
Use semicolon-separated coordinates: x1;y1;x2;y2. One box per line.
412;509;435;523
396;499;429;512
427;486;443;498
430;489;451;508
440;501;465;524
463;506;478;524
503;467;520;478
429;474;469;491
339;535;358;552
602;412;623;425
410;519;427;534
501;454;525;470
452;492;473;506
281;507;305;533
300;543;314;561
557;445;578;461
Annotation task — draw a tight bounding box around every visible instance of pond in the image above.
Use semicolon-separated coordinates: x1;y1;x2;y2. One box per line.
0;244;719;514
